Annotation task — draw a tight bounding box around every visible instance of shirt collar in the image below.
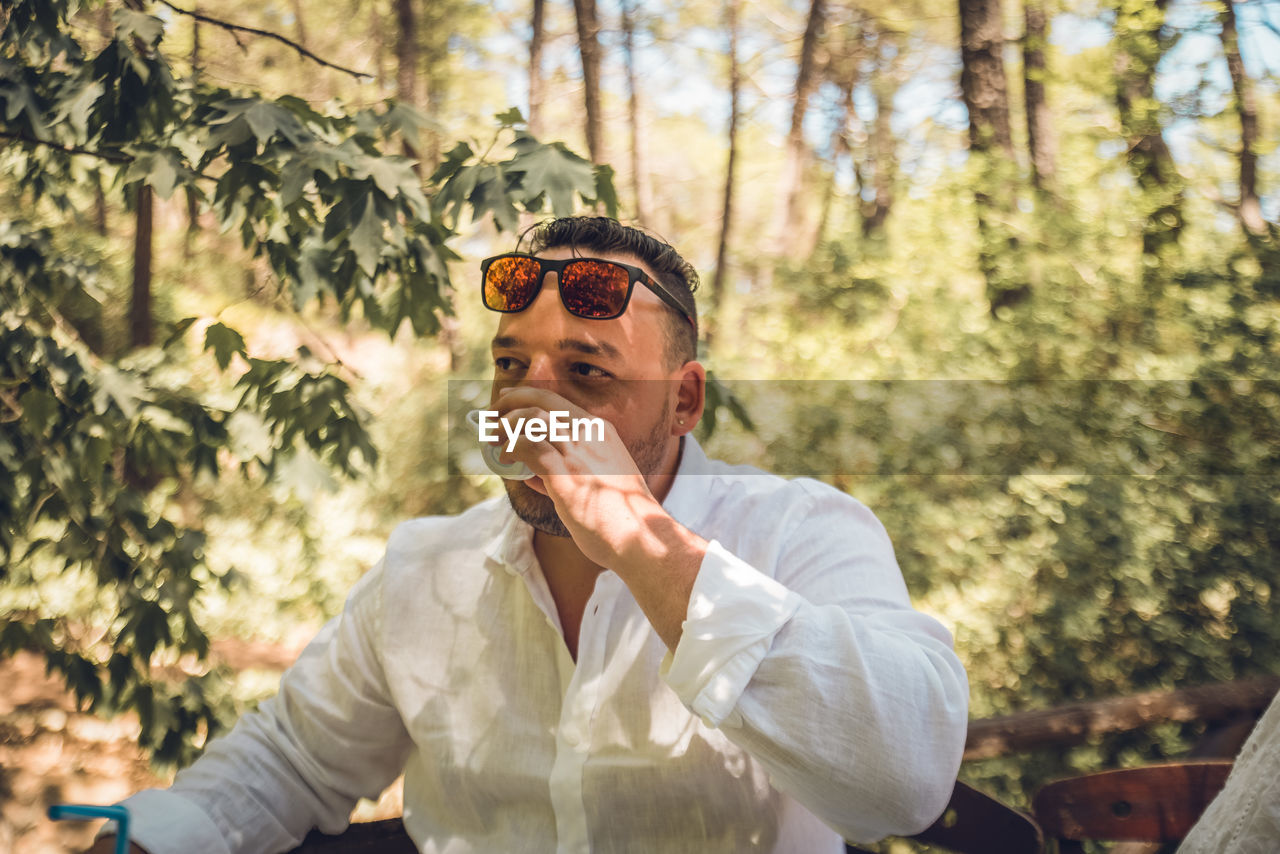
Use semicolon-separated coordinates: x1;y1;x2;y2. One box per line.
482;435;716;575
483;500;537;576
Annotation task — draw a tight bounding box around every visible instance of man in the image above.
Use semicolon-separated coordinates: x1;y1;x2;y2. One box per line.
89;217;968;853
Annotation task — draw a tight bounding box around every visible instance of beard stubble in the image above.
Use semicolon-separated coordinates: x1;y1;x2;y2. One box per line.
503;403;672;538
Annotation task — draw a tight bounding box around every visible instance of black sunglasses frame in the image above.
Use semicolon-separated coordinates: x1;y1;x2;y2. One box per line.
480;253;695;326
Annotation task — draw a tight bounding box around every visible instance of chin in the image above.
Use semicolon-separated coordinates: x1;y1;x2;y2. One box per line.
504;480;572;537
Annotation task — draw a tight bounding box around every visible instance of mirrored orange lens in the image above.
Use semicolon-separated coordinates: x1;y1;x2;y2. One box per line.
559;260;630;318
484;257;541;311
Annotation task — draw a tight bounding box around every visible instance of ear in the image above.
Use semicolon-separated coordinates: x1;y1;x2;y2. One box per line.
670;360;706;437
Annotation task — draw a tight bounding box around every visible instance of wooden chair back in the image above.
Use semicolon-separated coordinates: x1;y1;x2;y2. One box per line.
847;780;1044;854
291;781;1045;854
1032;760;1233;852
287;817;416;853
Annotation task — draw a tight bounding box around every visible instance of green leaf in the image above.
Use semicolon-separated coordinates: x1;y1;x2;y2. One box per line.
93;366;146;419
141;404;193;435
348;197;384;276
149;151;180;199
128;600;172;662
379;101;441;150
593;164;619;218
205;99;311;148
274;448;337;496
468;164;520;234
294;243;335;307
161;317;198;349
433;162;479;227
206;112;253;149
2;80;40;124
506;134;596;216
352;154;419;199
82;435;112;477
112;9;164;48
494;107;525;128
243;102;284;145
226;410;274;461
19;389;58;436
204;322;246;370
279;158;312;207
429;141;473;185
699;373;755;441
54;80;105;137
123;148;187;199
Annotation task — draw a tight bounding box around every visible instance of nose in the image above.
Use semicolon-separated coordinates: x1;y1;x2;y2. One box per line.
521;356;559;387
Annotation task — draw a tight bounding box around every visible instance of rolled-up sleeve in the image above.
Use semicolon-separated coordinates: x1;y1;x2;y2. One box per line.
661;482;969;845
661;539;803;728
118;560;412;854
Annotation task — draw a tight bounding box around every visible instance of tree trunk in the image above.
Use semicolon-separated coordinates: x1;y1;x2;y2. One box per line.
958;0;1026;313
959;0;1014;156
812;113;842;250
809;10;864;251
529;0;546;137
620;0;653;224
860;95;895;239
835;19;897;241
863;34;897;239
572;0;605;165
394;0;419;164
1219;0;1266;237
130;185;154;349
708;0;741;350
770;0;827;256
1113;0;1182;282
1022;0;1056;193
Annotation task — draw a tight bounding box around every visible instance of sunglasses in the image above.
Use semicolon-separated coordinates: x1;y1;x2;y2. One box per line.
481;253;694;326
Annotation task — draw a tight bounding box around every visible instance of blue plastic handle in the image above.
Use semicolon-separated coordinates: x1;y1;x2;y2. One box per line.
48;804;131;854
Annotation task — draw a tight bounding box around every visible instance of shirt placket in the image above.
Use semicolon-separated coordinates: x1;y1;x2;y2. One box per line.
548;574;613;854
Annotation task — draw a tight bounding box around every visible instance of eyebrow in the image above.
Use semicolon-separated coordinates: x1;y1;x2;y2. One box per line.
491;335;622;361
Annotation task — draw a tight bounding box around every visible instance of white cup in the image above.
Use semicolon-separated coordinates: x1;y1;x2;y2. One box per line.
465;409;534;480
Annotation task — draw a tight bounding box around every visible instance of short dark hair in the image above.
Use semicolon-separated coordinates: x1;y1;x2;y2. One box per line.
522;217;699;366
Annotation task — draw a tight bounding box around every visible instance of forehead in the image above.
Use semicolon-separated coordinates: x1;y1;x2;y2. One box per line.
535;244;657;281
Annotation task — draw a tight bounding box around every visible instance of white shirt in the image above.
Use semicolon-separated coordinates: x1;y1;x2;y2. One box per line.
119;438;969;853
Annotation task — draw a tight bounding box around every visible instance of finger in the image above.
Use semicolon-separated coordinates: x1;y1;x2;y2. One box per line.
493;407;571;471
494;405;613;455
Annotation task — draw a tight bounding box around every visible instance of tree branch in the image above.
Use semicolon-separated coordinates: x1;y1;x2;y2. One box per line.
0;131;132;163
156;0;372;80
964;676;1280;760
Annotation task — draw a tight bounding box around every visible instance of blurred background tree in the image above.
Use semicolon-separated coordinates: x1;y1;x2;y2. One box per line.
2;0;1278;847
2;0;613;768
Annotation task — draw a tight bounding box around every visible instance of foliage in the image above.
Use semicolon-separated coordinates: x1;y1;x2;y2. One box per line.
1;0;614;764
1;0;1278;823
703;151;1280;810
